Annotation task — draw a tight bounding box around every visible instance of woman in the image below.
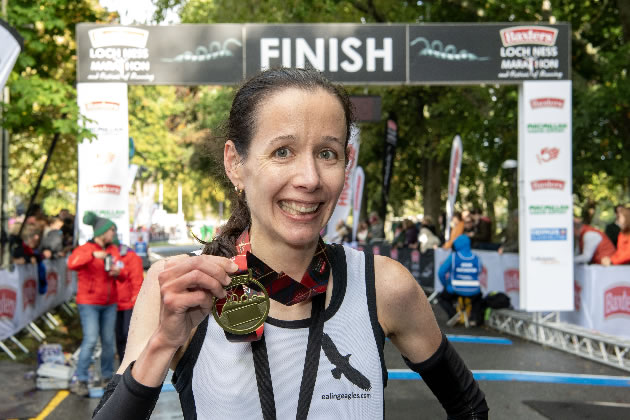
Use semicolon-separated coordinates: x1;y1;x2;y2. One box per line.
93;68;487;419
602;207;630;266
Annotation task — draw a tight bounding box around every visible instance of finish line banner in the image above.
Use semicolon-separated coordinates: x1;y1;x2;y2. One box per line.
76;23;570;85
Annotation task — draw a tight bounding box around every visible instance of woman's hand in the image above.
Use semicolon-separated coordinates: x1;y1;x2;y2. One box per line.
601;256;612;266
154;255;238;350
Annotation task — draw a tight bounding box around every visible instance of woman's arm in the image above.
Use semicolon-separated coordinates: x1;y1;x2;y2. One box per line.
375;256;488;419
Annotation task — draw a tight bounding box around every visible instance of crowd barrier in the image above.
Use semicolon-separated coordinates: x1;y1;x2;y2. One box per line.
432;248;630;340
560;265;630;340
0;259;75;341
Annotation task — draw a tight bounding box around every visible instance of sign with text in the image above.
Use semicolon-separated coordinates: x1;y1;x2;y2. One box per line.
76;24;243;85
408;23;570;83
0;19;23;91
77;23;569;85
518;81;573;311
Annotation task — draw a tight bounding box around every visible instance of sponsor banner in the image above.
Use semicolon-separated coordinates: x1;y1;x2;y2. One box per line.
408;23;570;83
351;166;365;242
519;81;572;311
445;135;463;240
382;119;398;210
560;266;630;340
245;24;406;83
327;125;360;238
77;24;243;84
0;19;23;91
433;248;521;309
77;83;130;245
0;260;71;341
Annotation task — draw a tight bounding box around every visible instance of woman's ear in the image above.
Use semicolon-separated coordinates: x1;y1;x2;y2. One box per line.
224;140;243;189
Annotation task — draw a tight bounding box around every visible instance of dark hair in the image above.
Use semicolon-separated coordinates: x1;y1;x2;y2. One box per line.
202;67;354;257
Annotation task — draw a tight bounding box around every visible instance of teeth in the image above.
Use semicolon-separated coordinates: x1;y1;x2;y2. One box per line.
280;201;319;215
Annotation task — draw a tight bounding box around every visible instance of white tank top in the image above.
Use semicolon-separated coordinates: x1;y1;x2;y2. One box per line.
174;245;386;419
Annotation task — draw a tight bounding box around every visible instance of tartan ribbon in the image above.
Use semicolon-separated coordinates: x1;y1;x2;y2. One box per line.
219;229;331;342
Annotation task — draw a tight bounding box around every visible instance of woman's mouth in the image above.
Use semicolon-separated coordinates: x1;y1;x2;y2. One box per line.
279;201;321;216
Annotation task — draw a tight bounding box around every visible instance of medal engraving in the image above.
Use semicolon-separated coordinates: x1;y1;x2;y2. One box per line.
212;270;270;335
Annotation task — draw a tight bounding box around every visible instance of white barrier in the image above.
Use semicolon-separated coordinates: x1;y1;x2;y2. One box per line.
0;259;74;341
434;249;630;339
434;248;521;309
560;265;630;340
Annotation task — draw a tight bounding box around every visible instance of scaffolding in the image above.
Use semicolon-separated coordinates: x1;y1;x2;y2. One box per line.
487;309;630;373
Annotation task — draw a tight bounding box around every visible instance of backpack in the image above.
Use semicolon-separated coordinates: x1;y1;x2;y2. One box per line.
483;291;511;309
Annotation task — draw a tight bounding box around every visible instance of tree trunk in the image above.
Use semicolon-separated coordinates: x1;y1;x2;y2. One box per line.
618;0;630;42
423;157;444;238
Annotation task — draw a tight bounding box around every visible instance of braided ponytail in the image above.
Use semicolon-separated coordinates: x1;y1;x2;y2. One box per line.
202;192;250;258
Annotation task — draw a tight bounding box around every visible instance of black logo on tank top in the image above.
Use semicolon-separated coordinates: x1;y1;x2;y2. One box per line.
322;333;371;391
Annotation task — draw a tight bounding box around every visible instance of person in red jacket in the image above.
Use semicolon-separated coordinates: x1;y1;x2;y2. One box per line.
574;218;616;264
113;236;144;361
67;211;127;397
602;207;630;266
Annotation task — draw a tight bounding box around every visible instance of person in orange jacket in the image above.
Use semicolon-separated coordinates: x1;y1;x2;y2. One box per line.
67;211;128;396
602;207;630;266
113;235;144;361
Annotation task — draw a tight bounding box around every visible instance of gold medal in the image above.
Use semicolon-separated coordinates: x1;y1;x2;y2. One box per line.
212;269;270;335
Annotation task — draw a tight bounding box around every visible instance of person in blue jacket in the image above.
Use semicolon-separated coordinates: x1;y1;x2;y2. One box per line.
437;235;484;325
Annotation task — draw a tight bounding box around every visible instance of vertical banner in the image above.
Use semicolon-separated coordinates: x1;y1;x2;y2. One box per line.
351;166;365;241
445;135;463;240
327;125;360;238
518;81;573;311
77;83;130;245
0;19;23;91
381;118;398;212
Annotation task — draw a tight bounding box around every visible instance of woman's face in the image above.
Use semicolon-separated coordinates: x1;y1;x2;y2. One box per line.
228;87;347;248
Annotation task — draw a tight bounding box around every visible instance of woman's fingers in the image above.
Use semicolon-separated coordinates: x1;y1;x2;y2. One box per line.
162;268;228;298
162;255;238;287
162;288;214;314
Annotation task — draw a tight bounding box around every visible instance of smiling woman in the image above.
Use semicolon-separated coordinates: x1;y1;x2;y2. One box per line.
92;68;488;420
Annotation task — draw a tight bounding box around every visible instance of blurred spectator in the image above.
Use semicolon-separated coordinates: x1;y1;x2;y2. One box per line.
391;222;405;249
604;205;624;248
602;207;630;266
367;211;385;243
113;236;144;361
40;217;65;259
68;212;127;396
356;221;369;245
465;208;493;249
402;219;419;249
419;216;441;252
574;217;615;264
437;235;484;326
442;212;464;249
12;223;42;265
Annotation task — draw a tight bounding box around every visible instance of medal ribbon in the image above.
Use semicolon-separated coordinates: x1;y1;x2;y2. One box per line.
216;229;331;342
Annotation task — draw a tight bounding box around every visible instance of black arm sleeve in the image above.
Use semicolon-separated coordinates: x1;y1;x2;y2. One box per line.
92;362;163;419
403;335;489;420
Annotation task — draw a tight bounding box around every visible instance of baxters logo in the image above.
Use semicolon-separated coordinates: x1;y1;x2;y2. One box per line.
500;26;558;47
504;269;520;293
530;97;565;109
85;101;120;112
46;272;59;297
23;279;37;309
88;184;121;195
537;147;559;164
604;286;630;319
531;179;565;191
0;288;17;319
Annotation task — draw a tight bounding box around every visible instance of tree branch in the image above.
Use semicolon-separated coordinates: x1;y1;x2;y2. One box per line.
349;0;386;22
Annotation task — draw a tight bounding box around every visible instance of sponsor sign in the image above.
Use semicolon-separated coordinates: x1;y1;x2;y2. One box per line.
530;97;564;109
530;227;567;241
504;269;520;293
351;166;365;242
531;179;565;191
77;24;243;84
527;123;567;133
531;256;561;264
382;119;398;209
528;204;569;215
445;135;463;239
0;19;23;91
22;279;36;309
408;23;569;83
604;286;630;319
0;288;17;319
536;147;559;164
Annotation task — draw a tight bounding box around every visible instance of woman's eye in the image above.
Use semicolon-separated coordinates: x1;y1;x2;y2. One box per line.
274;147;290;158
319;149;338;160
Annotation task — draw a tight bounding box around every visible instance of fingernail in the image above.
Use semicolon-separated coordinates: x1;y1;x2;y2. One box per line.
230;262;239;272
